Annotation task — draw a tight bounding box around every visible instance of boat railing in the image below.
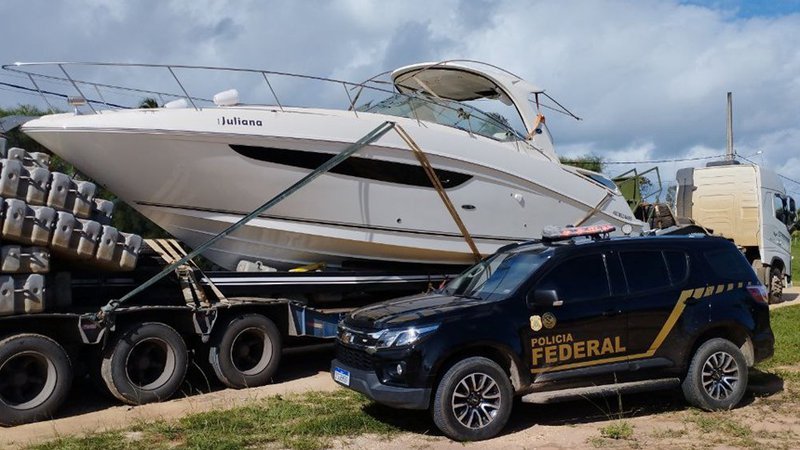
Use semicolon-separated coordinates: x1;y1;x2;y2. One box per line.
1;61;526;142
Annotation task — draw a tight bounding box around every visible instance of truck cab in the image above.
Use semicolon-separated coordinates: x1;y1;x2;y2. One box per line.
331;225;774;441
676;162;796;303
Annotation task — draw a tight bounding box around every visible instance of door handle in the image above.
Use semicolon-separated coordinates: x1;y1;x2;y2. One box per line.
602;309;621;317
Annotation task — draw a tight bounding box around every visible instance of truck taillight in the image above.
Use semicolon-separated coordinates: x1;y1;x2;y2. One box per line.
746;285;768;304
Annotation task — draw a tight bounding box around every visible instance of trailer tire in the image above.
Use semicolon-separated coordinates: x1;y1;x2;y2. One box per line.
209;314;281;389
0;334;73;426
101;322;188;405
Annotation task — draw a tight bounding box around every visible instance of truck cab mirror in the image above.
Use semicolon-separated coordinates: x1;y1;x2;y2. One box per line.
789;197;797;223
528;289;563;307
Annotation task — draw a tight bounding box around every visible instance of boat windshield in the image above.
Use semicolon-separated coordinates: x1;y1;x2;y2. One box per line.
443;248;551;302
357;93;526;142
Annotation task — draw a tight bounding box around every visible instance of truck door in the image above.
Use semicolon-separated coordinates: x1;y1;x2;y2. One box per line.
762;192;792;267
526;252;629;377
619;249;692;364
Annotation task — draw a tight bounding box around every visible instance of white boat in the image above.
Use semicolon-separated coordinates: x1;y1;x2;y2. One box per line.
9;60;643;270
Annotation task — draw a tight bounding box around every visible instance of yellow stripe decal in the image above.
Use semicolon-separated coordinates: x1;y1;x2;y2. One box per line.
727;283;734;291
530;289;694;374
715;285;724;294
703;286;715;297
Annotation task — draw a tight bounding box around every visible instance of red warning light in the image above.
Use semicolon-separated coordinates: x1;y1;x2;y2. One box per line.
542;224;616;241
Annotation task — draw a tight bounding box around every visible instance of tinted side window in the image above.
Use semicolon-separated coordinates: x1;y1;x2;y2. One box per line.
774;194;786;222
664;251;689;284
704;248;753;281
620;251;671;294
537;254;609;302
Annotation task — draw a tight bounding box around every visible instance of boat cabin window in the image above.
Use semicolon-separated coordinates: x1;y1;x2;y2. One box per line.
357;93;526;142
576;169;619;192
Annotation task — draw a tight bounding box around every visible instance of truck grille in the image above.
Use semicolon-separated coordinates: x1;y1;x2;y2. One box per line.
336;344;375;371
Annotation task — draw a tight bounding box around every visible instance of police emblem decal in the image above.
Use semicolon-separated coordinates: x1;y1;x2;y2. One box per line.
530;315;543;332
542;312;557;329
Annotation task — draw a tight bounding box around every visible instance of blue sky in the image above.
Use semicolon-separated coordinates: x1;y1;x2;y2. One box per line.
682;0;800;17
0;0;798;196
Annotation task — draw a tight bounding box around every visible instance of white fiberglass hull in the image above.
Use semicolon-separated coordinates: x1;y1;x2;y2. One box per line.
22;106;642;270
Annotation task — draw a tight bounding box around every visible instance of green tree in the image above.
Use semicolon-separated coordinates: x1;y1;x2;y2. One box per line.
138;97;159;108
1;104;168;238
560;154;603;173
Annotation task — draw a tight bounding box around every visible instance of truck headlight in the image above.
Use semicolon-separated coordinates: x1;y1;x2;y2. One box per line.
374;324;439;349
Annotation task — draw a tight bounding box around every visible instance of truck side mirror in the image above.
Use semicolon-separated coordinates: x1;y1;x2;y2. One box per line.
528;289;563;307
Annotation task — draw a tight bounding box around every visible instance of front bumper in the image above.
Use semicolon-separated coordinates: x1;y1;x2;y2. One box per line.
330;359;431;410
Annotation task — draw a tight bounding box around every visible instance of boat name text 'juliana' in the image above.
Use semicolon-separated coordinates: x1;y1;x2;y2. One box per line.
218;116;263;127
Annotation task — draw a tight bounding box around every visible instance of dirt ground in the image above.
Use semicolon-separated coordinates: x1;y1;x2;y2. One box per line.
2;289;799;449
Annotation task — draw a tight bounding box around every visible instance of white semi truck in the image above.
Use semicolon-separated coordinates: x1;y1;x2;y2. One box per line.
675;161;796;303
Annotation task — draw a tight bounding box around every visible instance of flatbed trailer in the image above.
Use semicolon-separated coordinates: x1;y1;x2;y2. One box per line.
0;120;475;426
0;240;453;425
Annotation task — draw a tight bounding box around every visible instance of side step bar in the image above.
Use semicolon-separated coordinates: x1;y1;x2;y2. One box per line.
521;378;680;404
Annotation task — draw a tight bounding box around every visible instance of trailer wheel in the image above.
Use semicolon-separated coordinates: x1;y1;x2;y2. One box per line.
0;334;73;426
101;322;188;405
768;266;784;304
209;314;281;389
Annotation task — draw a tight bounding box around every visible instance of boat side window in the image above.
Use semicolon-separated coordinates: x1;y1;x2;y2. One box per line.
576;170;619;192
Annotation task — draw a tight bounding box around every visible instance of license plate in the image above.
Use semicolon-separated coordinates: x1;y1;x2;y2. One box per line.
333;367;351;386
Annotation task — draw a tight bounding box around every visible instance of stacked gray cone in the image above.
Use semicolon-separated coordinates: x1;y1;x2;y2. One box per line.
0;141;143;316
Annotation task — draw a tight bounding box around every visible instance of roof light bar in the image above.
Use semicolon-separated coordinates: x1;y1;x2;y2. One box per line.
541;224;616;241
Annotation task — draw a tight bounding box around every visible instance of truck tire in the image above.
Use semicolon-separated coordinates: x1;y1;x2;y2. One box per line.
0;334;73;426
208;314;281;389
682;338;748;411
432;356;513;441
768;266;784;304
101;322;188;405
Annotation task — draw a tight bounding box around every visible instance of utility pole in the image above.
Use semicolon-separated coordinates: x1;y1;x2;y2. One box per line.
726;92;734;161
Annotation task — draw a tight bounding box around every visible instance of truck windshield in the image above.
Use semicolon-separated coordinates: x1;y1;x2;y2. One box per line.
444;249;551;301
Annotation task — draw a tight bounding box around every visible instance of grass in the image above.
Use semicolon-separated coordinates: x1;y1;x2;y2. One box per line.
599;420;634;440
32;390;399;450
792;238;799;284
758;304;800;369
684;410;760;448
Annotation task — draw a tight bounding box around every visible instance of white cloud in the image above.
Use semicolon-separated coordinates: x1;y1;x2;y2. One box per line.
0;0;797;188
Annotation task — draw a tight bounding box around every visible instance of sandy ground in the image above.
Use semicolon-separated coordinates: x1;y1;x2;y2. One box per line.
1;288;798;449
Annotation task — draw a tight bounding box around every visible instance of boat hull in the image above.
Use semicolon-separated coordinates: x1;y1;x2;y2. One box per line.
22;107;642;270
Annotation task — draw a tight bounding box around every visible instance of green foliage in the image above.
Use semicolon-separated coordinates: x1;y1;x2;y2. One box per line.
1;104;168;238
560;154;603;173
599;420;634;440
138;97;159;108
793;237;800;286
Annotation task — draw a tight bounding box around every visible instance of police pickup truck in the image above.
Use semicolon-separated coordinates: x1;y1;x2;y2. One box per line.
331;224;774;441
